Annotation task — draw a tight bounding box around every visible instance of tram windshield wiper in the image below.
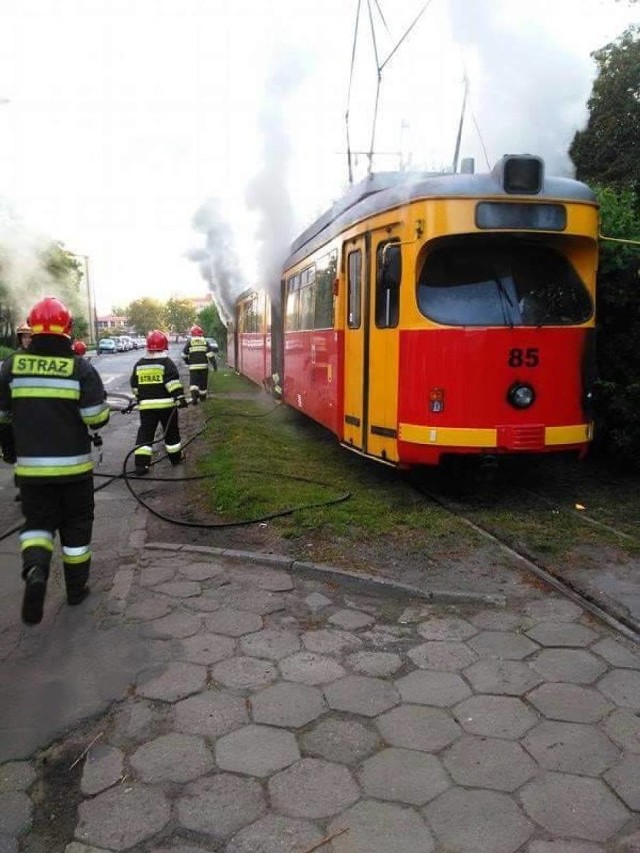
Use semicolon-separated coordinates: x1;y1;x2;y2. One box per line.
494;277;516;327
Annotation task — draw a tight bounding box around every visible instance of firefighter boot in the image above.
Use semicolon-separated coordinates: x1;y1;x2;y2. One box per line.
191;389;199;406
21;565;47;625
65;564;90;606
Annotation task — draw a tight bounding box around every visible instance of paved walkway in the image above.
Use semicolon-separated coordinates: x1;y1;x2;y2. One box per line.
3;531;640;852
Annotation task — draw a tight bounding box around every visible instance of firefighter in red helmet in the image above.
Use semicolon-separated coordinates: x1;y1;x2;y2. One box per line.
130;329;187;475
72;340;88;357
182;324;216;405
0;296;110;624
16;322;32;351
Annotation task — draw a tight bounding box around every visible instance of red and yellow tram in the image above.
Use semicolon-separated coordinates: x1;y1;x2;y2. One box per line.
230;155;599;469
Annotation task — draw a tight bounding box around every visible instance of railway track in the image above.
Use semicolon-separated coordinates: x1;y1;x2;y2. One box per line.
413;480;640;645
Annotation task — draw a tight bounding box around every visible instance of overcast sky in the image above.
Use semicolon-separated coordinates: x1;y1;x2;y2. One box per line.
0;0;636;314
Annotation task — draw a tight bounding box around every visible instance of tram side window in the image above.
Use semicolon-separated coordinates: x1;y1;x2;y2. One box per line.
347;250;362;329
376;240;401;328
315;250;337;329
286;275;300;332
299;279;315;330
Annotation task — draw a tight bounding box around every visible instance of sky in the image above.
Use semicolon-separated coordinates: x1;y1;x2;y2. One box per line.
0;0;636;317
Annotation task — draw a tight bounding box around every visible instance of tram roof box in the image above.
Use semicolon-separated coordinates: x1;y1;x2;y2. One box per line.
460;157;475;174
493;155;544;195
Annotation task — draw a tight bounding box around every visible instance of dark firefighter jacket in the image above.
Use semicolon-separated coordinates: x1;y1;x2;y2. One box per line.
0;335;110;483
130;355;185;410
182;336;215;370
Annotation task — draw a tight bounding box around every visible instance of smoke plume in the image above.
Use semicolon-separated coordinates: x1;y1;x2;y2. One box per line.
447;0;598;175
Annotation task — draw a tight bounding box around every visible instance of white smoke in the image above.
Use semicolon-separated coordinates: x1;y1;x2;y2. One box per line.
244;51;310;298
447;0;601;175
188;199;244;326
0;211;88;332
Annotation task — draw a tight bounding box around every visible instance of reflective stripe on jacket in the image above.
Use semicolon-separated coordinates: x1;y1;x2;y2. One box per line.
0;336;110;482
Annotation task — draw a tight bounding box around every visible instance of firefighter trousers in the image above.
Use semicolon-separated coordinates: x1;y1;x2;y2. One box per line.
189;367;209;402
134;407;182;470
19;478;94;595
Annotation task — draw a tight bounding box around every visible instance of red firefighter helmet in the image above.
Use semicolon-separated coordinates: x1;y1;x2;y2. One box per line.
72;341;87;356
146;329;169;352
28;297;73;337
190;325;203;336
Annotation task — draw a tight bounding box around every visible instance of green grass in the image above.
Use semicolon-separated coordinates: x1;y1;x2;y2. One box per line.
190;367;640;570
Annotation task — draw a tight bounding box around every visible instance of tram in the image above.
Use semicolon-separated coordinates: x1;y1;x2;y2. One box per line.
230;155;599;469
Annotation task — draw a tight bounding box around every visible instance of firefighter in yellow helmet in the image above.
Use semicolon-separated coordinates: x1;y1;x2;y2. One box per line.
0;297;110;624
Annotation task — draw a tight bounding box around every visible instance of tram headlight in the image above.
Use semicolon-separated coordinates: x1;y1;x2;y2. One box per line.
507;383;535;409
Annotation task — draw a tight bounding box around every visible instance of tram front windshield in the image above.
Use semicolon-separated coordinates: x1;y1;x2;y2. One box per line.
417;237;592;327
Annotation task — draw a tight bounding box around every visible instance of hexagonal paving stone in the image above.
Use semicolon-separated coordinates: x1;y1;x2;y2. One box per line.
324;675;400;717
251;682;326;728
239;629;301;661
408;641;477;671
215;725;300;777
141;612;202;639
467;631;539;660
376;704;461;752
525;621;599;647
154;580;201;598
423;788;533;853
328;609;375;630
531;649;607;683
268;759;360;818
327;800;435;853
301;629;362;655
177;560;225;581
359;748;449;805
81;745;124;796
136;662;207;702
522;721;619;776
527;683;613;723
178;632;236;665
300;717;379;765
223;588;286;615
205;608;263;637
279;652;345;685
443;736;536;791
130;733;214;783
346;651;403;676
604;753;640;810
76;784;170;851
468;609;526;631
173;690;249;737
395;670;471;707
211;657;278;690
417;617;477;641
598;669;640;709
603;708;640;752
592;637;640;669
226;814;325;853
464;659;543;696
453;695;537;739
525;598;584;622
520;772;628;842
526;842;603;853
177;774;266;839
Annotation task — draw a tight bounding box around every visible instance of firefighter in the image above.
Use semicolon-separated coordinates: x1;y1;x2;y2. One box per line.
72;340;88;357
182;324;216;405
16;322;32;351
0;296;110;625
130;329;187;475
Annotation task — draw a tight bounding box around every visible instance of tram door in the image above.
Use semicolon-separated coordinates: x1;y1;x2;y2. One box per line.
343;237;366;450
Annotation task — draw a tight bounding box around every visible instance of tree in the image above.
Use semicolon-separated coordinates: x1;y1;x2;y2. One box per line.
570;26;640;193
165;297;196;335
592;185;640;466
197;302;227;350
126;298;165;334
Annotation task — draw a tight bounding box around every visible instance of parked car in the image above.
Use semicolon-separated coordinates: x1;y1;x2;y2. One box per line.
121;335;135;351
98;338;116;354
135;337;146;349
